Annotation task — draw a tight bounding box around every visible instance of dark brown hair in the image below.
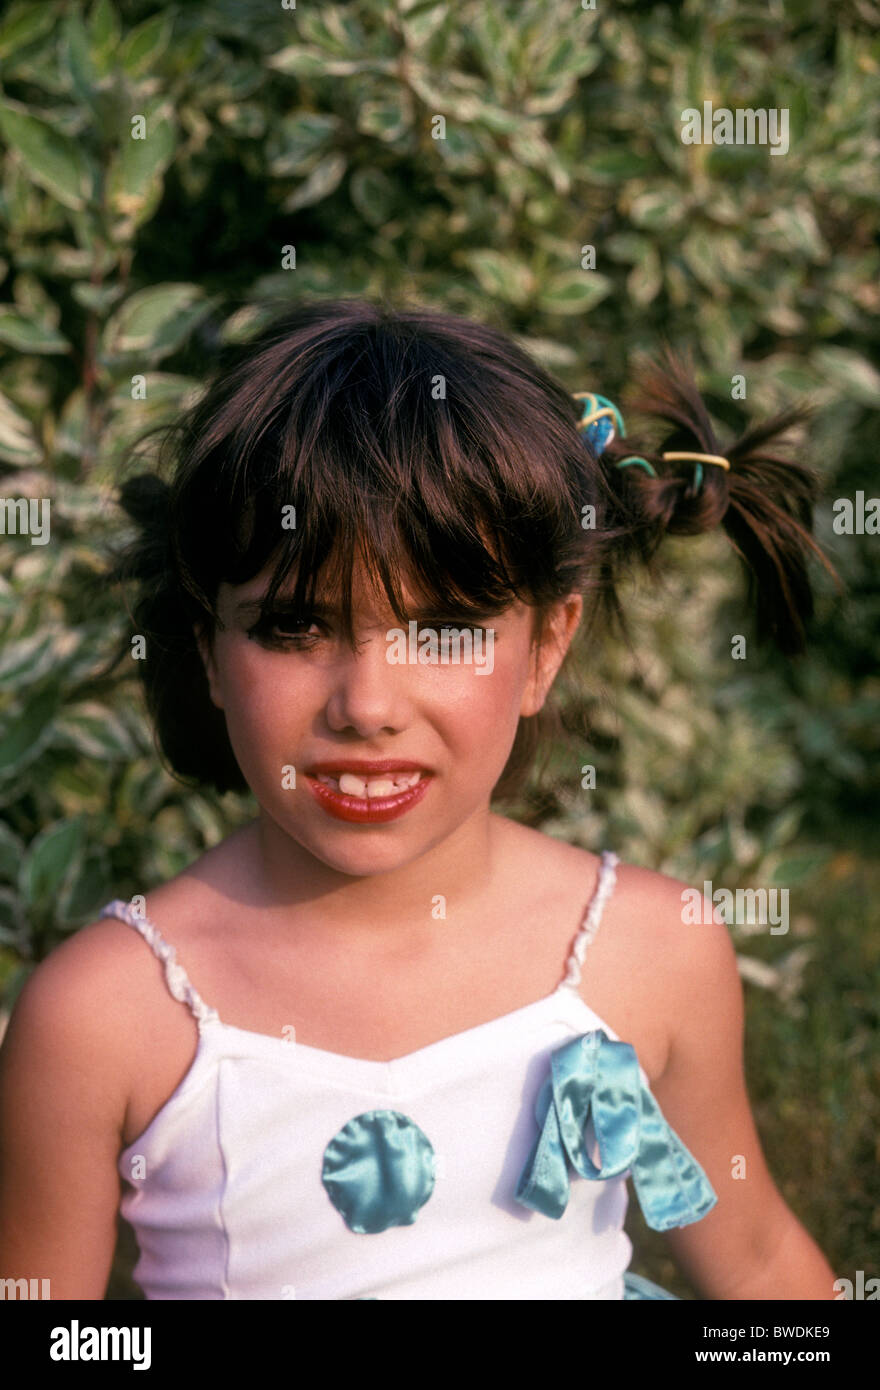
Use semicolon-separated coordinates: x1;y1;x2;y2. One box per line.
100;297;841;803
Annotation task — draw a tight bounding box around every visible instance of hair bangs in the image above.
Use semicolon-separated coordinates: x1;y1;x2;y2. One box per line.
174;310;569;647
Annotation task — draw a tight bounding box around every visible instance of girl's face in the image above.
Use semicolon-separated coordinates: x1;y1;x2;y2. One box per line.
195;555;582;881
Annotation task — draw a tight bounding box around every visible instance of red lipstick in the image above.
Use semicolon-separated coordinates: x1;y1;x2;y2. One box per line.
305;772;431;823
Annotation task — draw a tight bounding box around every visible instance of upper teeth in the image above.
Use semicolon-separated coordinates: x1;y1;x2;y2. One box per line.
316;771;422;797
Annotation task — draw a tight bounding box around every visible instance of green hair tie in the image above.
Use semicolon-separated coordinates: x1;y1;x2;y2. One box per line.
616;455;658;479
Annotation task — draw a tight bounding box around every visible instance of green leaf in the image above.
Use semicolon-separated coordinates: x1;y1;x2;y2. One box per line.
101;283;210;360
265;45;326;77
216;103;265;139
629;188;687;232
18;816;87;910
765;805;805;848
281;153;347;212
108;372;200;413
507;128;570;194
681;229;728;295
218;305;279;346
53;387;87;460
604;232;652;264
0;100;94;209
756;358;822;396
70;282;124;314
0;685;60;778
57;845;111;924
296;6;365;55
267;113;340;177
116;762;172;821
435;125;485;173
0;631;72;687
536;270;613;314
266;46;380;78
536;35;590;82
12;271;61;326
0;309;70;354
0;822;25;882
696;300;742;370
627;245;663;306
88;0;121;63
356;101;412;142
106;106;177;224
578;150;654;183
0;886;25;944
462;250;536;304
119;12;173;78
0;389;41;464
0;3;56;60
761;206;828;261
511;334;577;368
53;702;139;760
349;167;396;227
401;0;448;47
769;851;832;887
41;241;117;278
811;348;880;408
61;13;98;102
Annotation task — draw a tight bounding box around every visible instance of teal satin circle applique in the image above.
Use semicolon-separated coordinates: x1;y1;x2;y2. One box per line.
322;1110;437;1233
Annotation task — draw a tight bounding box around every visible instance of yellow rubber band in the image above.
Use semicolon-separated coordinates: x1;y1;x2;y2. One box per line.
576;406;617;431
661;451;730;471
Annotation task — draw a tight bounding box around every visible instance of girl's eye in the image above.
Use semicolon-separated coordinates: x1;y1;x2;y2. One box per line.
247;614;325;648
245;614;494;650
429;620;492;635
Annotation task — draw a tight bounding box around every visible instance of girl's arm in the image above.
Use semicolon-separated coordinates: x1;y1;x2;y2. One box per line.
0;927;130;1299
645;876;839;1300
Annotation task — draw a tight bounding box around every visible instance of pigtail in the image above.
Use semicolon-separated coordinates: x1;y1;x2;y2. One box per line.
597;346;842;656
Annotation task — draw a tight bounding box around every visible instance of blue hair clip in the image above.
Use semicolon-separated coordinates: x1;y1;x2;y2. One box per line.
573;390;657;478
573;392;624;455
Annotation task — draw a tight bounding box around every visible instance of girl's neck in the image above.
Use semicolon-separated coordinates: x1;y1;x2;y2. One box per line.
244;807;505;952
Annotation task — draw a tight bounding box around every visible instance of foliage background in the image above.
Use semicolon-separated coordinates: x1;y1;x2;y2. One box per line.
0;0;877;1299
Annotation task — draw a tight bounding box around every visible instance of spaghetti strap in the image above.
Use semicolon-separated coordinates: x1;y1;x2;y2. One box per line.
99;898;219;1028
560;849;620;991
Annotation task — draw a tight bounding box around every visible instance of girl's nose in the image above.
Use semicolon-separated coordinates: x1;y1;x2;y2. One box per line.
323;633;410;737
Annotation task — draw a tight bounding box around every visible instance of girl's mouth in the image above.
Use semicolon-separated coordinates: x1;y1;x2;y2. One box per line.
305;771;432;823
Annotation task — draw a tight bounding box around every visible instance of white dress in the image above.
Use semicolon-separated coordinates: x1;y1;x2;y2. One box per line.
99;850;715;1300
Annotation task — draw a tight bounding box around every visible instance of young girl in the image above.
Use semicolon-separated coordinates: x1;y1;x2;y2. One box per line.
0;298;840;1301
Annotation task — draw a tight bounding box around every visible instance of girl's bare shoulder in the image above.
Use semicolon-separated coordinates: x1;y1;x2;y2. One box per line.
509;821;714;965
507;824;730;1081
6;831;246;1083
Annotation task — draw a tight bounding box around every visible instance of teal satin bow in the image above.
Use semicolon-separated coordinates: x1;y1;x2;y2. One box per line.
514;1030;717;1231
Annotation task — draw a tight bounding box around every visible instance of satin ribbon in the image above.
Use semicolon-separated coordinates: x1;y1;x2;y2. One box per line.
515;1030;717;1230
322;1110;437;1234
